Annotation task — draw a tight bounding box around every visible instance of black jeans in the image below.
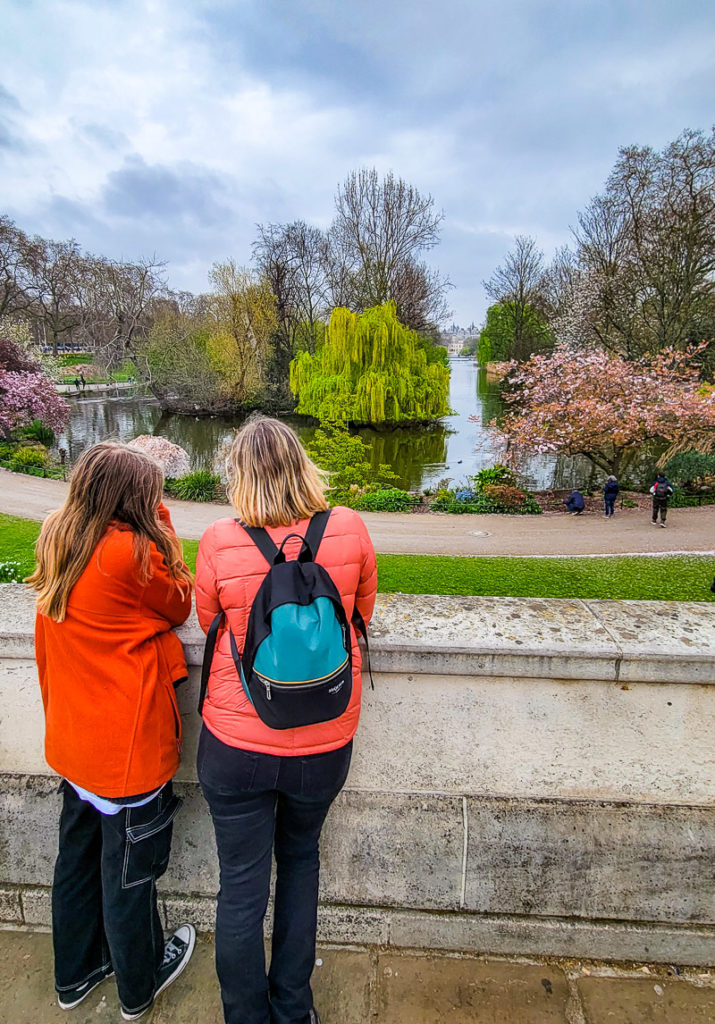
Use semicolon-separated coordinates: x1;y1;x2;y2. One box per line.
52;780;181;1014
197;725;352;1024
604;496;616;516
652;497;668;522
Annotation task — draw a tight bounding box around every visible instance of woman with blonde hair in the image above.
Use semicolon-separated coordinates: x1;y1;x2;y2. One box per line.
28;441;196;1020
196;416;377;1024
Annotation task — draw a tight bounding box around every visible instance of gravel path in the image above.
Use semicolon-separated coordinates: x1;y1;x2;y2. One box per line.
1;468;713;557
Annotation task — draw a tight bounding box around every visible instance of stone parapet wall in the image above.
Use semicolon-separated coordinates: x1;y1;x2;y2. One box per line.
1;586;714;965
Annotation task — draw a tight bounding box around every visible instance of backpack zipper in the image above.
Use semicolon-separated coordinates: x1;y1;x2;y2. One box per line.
255;659;348;699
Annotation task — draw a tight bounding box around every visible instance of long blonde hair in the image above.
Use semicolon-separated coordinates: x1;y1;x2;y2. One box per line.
227;416;328;527
27;441;192;621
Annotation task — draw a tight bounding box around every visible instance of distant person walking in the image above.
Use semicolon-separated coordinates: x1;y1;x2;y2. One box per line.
603;476;619;518
650;473;674;527
564;489;585;515
80;372;87;391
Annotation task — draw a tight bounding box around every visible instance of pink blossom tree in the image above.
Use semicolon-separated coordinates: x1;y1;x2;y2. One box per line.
486;345;715;477
0;336;69;437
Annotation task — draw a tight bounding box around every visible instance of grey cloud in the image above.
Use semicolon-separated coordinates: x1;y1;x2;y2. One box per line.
0;84;21;110
4;0;714;325
79;121;130;151
43;195;104;236
0;83;26;151
101;156;234;227
0;122;23;151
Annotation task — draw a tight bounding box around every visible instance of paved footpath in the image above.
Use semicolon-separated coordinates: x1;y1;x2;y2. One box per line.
2;930;714;1024
1;469;714;557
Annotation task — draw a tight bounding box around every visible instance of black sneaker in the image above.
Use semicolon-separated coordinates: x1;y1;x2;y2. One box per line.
57;965;113;1010
120;925;196;1021
309;1010;321;1024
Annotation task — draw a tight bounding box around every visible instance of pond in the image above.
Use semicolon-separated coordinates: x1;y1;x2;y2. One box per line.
56;359;592;491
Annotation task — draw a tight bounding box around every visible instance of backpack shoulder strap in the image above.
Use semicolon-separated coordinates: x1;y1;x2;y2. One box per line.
237;519;280;567
198;610;224;715
351;605;374;690
303;509;331;562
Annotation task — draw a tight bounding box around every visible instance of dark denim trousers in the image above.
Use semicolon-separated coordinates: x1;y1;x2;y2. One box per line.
652;497;668;522
197;725;352;1024
52;780;181;1014
605;496;616;516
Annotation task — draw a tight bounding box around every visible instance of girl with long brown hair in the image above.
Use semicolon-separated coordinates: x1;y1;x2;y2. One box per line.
28;441;196;1020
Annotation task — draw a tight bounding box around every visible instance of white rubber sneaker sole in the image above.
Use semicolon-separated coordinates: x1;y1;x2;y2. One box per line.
155;924;196;999
120;925;196;1021
58;969;114;1010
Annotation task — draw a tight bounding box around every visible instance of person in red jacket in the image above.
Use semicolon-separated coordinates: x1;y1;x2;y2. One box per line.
28;442;196;1020
196;417;377;1024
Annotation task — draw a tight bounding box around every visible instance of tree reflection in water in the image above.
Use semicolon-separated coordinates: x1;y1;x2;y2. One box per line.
57;362;643;491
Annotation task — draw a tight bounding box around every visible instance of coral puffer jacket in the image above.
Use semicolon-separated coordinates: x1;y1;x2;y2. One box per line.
195;506;377;756
35;505;192;798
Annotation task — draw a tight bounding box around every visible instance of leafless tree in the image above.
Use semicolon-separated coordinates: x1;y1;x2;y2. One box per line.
329;168;450;329
542;245;579;316
568;196;643;356
22;238;84;355
482;235;550;359
390;259;451;333
0;216;34;318
253;221;330;349
77;256;166;373
566;128;715;363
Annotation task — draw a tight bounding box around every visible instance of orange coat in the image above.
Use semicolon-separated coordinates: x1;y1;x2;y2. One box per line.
35;505;192;798
195;506;377;756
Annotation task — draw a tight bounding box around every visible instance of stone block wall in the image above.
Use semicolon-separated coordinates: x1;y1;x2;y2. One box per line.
1;586;714;965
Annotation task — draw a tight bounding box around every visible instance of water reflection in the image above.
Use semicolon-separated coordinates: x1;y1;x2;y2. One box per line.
58;393;164;465
55;362;598;490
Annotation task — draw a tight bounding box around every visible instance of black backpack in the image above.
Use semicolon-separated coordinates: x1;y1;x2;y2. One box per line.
199;510;371;730
655;479;669;498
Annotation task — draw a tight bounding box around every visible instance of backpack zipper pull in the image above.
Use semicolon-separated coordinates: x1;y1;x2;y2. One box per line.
264;680;272;701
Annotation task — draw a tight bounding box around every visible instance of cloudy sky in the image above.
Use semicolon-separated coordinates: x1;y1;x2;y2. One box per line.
1;0;713;326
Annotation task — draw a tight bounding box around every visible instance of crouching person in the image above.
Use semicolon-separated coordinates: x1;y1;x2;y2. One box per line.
27;442;196;1020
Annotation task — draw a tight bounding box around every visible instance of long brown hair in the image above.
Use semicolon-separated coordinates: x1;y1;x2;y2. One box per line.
27;441;192;621
226;416;328;527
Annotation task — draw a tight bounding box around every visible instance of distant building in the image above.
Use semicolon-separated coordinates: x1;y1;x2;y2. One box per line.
440;323;479;356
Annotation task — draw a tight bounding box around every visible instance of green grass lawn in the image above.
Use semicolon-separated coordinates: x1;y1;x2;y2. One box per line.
376;553;715;602
0;514;43;578
2;514;713;601
182;538;198;572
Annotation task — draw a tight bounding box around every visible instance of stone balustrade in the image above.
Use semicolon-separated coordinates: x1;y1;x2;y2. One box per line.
1;585;713;964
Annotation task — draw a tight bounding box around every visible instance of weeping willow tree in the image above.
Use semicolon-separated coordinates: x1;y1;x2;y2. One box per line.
290;302;450;425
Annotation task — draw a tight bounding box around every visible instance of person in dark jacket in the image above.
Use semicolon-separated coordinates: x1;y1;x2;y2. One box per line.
564;490;585;515
603;476;619;518
649;474;674;527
